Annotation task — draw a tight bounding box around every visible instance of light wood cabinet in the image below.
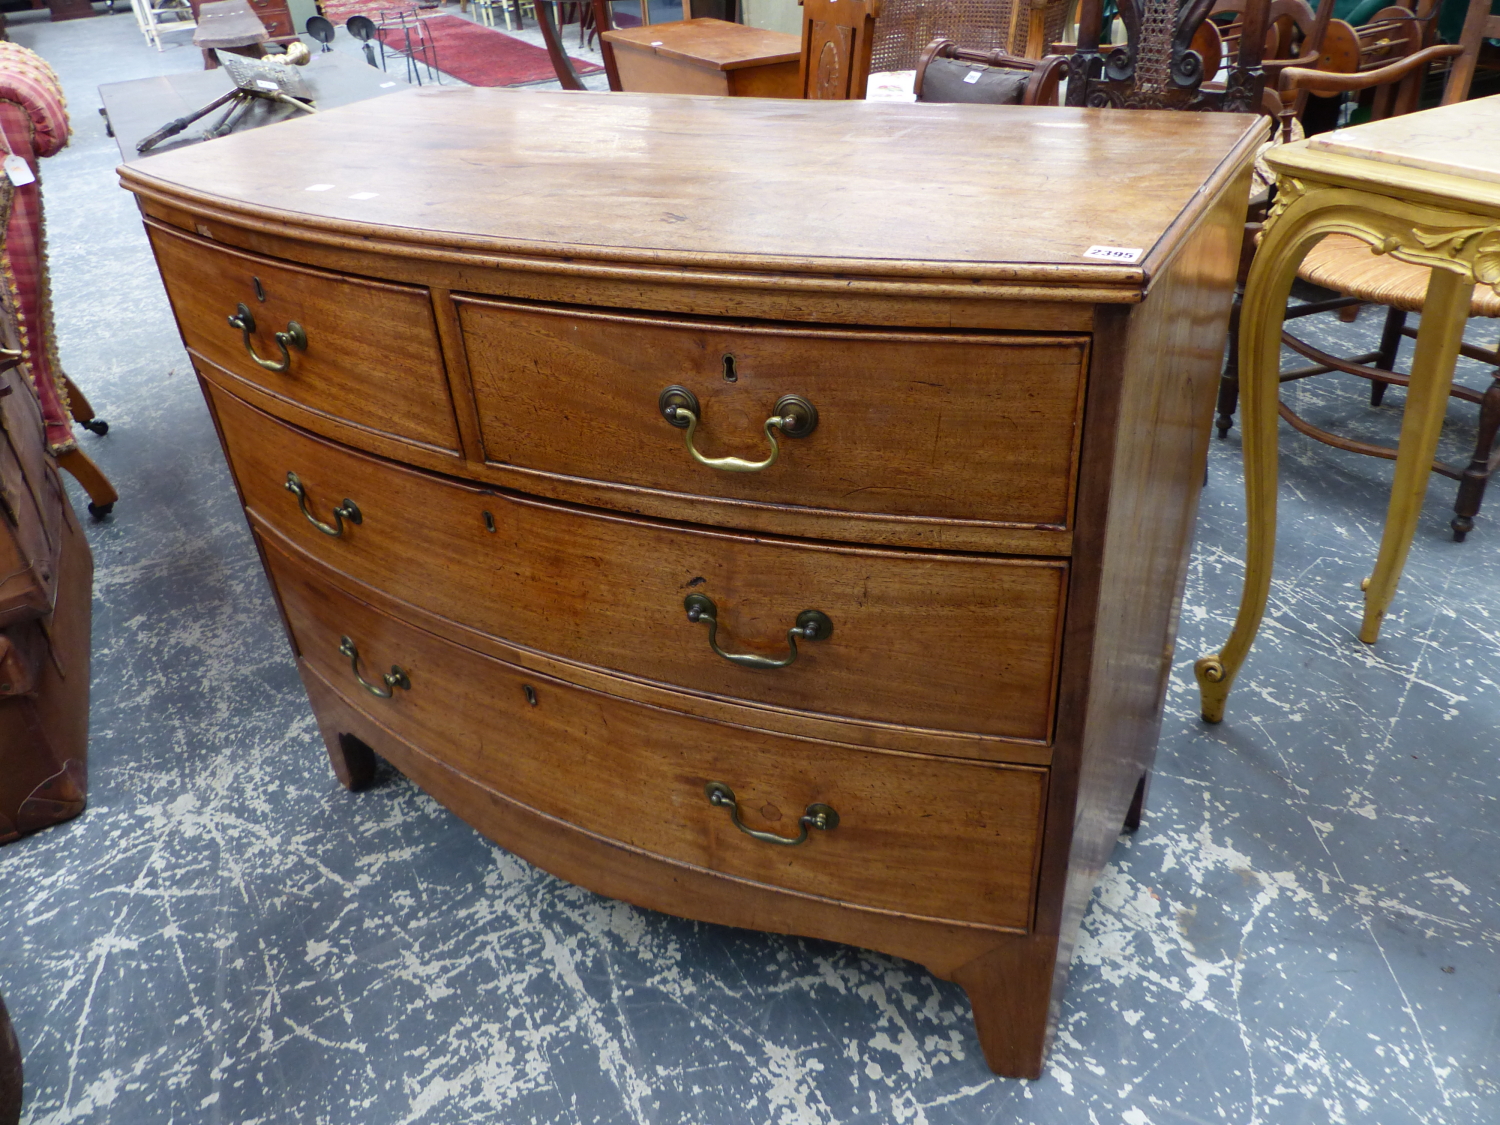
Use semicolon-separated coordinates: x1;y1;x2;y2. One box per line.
124;88;1259;1077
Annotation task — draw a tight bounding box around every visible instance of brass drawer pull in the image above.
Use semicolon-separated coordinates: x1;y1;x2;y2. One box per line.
658;385;817;473
227;302;307;373
684;593;831;670
705;781;838;846
338;635;410;699
285;472;361;537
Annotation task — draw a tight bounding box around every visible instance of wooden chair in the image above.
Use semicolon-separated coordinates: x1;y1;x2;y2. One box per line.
0;43;117;520
913;37;1066;103
1285;0;1441;128
799;0;883;99
1217;0;1498;539
1208;0;1339;115
1064;0;1274;111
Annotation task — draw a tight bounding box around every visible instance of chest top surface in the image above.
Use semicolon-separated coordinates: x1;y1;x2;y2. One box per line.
121;88;1260;289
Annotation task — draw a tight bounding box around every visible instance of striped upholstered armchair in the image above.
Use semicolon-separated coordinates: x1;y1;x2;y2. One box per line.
0;42;117;519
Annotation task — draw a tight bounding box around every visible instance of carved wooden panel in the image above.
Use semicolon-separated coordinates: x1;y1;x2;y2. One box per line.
798;0;881;99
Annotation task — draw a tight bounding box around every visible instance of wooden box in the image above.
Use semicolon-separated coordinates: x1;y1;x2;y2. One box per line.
601;18;801;97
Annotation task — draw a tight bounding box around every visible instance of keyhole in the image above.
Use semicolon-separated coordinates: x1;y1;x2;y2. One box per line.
482;510;496;533
722;354;737;382
253;276;266;302
522;684;538;706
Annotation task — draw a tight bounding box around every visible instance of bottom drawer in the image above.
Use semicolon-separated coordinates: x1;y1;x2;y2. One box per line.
262;535;1048;932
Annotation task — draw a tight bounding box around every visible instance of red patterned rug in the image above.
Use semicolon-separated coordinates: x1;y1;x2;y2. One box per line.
327;10;602;86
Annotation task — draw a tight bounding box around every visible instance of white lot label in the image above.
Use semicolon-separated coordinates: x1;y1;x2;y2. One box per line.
2;155;34;187
963;70;982;84
1083;245;1143;263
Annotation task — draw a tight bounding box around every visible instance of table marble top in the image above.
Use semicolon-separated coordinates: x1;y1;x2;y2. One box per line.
1305;93;1500;188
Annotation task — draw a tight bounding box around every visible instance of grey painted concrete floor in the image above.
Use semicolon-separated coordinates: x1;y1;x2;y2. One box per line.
1;11;1498;1125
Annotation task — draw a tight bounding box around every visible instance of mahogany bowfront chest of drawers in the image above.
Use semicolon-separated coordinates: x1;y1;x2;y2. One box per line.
123;88;1259;1077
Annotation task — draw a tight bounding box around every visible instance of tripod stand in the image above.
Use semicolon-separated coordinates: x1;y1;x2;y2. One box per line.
136;85;316;154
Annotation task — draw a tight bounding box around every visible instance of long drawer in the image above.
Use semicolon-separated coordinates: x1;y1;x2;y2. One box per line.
457;296;1089;533
212;383;1067;742
149;223;461;454
265;536;1047;931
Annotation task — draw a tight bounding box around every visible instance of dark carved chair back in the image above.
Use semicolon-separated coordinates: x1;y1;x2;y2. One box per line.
1065;0;1272;111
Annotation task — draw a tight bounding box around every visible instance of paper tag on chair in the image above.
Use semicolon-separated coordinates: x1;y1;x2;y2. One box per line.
963;70;982;84
2;155;34;188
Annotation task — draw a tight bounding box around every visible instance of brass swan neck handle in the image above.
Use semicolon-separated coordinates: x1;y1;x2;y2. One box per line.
285;472;361;537
338;636;410;699
658;385;817;473
683;594;831;670
228;302;307;373
704;782;838;847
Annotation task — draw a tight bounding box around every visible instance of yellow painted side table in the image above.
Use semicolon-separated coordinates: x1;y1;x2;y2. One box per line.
1197;94;1500;723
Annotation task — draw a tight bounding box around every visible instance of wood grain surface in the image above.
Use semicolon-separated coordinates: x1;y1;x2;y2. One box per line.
1033;164;1250;978
295;665;1039;968
267;537;1048;931
607;46;801;98
458;297;1088;532
603;19;800;68
149;222;461;455
212;385;1068;742
130;89;1262;1078
121;88;1262;288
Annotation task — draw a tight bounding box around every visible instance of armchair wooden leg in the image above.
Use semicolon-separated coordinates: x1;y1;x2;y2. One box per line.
61;376;107;436
54;448;118;520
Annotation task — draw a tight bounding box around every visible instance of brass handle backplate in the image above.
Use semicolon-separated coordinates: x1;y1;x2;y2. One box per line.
228;302;307;373
338;635;410;699
658;385;817;473
684;593;831;670
285;472;361;537
705;781;838;846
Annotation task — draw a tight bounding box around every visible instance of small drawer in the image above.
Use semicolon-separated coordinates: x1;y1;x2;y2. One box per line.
457;297;1088;534
266;538;1047;932
149;222;460;454
212;385;1067;743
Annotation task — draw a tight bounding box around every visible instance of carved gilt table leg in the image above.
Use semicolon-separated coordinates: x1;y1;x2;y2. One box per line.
1357;267;1472;643
1196;181;1495;722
